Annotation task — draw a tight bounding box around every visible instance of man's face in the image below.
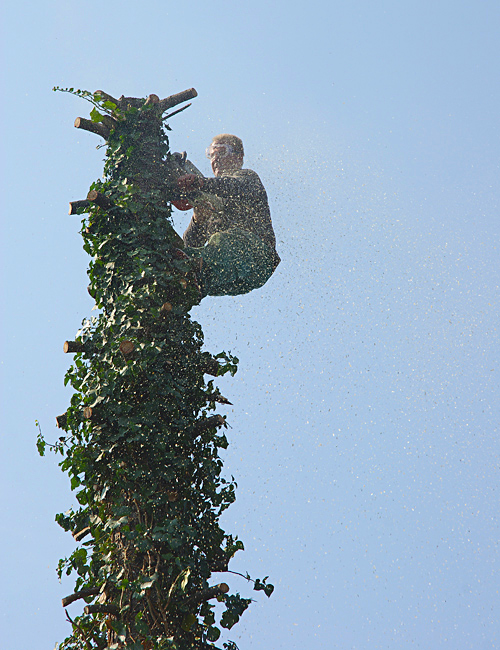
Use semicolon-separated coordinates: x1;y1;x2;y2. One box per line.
208;142;243;177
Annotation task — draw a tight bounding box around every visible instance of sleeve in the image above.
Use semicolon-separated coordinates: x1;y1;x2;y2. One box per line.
202;171;252;199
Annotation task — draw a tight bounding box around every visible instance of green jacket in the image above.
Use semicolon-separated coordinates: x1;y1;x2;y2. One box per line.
183;168;280;267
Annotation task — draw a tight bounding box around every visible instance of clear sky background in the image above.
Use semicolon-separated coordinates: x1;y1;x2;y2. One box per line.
1;1;499;649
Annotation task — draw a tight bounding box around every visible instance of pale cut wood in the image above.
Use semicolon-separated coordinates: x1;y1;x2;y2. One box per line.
87;190;115;210
83;406;99;420
185;583;229;606
145;93;160;105
160;302;173;317
74;117;109;139
73;526;91;542
64;340;85;353
120;340;135;357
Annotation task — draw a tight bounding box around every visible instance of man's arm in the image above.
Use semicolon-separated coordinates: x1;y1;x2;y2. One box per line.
177;170;253;201
202;169;258;199
183;211;207;247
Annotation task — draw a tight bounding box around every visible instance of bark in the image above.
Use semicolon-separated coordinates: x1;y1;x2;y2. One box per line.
64;340;85;353
73;527;91;542
87;190;115;211
192;414;225;435
69;200;90;215
62;587;100;608
56;413;68;429
94;90;120;106
74;117;109;140
84;604;119;616
201;357;221;377
159;88;198;113
185;583;229;606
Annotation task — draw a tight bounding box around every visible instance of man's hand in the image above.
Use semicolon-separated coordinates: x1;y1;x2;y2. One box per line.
177;174;205;193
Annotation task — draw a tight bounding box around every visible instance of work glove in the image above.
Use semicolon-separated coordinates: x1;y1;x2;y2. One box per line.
172;199;193;211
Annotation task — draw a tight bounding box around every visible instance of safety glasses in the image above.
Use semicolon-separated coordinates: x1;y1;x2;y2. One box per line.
205;143;235;159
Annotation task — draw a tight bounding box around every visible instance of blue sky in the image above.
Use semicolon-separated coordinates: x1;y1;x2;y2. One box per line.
1;1;499;648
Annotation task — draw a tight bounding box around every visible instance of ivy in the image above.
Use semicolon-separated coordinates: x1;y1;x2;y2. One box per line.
41;89;273;650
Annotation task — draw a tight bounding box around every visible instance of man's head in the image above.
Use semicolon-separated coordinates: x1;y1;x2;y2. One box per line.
206;134;244;176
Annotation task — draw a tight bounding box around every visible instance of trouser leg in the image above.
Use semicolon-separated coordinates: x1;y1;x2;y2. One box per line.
184;229;275;297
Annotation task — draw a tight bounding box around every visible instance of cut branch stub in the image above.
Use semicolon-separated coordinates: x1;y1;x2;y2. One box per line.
200;357;221;377
192;414;225;436
64;340;85;354
145;93;160;105
74;117;109;140
186;583;229;607
62;587;100;608
160;302;173;317
94;89;196;114
84;604;119;616
167;490;179;502
210;557;229;573
119;340;135;359
56;413;68;429
69;200;90;215
83;406;103;422
100;114;118;130
159;88;198;113
117;95;145;109
73;526;91;542
209;392;232;406
87;190;116;211
94;90;120;106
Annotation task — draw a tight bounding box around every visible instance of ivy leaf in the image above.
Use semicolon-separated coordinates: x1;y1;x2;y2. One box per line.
253;577;274;597
223;642;239;650
104;515;128;530
36;431;46;457
207;626;221;641
181;613;196;632
264;583;275;597
140;573;158;591
220;610;238;630
90;107;104;123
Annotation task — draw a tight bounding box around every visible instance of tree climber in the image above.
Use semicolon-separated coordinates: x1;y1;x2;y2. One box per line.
173;134;280;298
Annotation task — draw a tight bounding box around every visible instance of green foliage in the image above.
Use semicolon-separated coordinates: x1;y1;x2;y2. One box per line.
53;87;121;118
253;577;274;598
46;89;273;650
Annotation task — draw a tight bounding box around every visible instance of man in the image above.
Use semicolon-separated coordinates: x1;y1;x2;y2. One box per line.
174;134;280;298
